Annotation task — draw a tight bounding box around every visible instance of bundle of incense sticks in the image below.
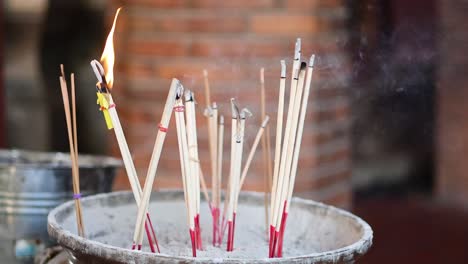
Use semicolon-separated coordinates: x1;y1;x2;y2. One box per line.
131;79;179;250
225;100;253;251
202;70;223;246
90;8;160;252
269;38;316;257
59;66;85;237
185;90;203;250
260;67;273;235
90;8;317;256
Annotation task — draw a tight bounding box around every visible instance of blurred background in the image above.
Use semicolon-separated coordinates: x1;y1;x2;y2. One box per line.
2;0;467;263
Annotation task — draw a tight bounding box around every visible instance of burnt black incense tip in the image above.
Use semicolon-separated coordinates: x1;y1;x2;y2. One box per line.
300;61;307;71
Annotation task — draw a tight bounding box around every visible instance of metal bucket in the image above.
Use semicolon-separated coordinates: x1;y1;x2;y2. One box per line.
0;149;121;263
48;190;373;263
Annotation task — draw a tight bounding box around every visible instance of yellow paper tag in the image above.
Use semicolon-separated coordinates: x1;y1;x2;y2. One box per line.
96;93;114;130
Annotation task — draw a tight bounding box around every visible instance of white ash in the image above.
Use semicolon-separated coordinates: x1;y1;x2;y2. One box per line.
60;197;361;260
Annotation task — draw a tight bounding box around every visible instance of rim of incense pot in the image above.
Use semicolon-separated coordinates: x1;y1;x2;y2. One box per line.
0;149;122;169
48;190;373;263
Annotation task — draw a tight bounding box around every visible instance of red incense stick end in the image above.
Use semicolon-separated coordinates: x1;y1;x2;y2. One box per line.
231;213;237;251
195;214;203;250
277;211;288;257
271;231;279;258
269;225;275;257
212;207;219;246
226;220;233;251
189;229;197;257
144;221;156;253
146;213;161;253
131;242;136;250
137;244;142;250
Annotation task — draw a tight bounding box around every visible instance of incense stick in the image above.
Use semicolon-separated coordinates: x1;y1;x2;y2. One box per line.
274;61;307;257
260;67;272;237
203;69;211;107
269;60;286;253
90;60;160;252
185;90;203;250
133;79;180;249
59;74;85;237
70;73;84;237
215;115;224;245
270;38;301;257
71;73;78;163
230;108;251;251
226;99;239;251
239;116;270;190
211;103;219;206
174;92;197;257
278;55;316;257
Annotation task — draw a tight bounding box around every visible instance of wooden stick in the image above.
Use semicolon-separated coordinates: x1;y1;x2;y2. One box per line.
104;94;151;250
59;76;85;237
270;38;301;258
59;70;83;236
275;55;315;257
274;61;306;226
203;70;218;206
239;116;270;190
226;99;239;251
271;39;301;231
270;60;286;237
274;62;307;258
230;108;251;251
90;60;159;252
70;73;84;237
215;115;224;245
174;94;197;257
175;98;191;226
286;55;315;211
133;79;179;248
203;69;211;107
217;115;224;203
60;64;66;81
260;67;272;237
211;103;219;208
71;74;78;164
185;90;203;250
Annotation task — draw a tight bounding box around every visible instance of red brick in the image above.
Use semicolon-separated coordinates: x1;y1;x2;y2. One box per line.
128;39;189;57
301;167;351;189
191;40;286;58
310;100;350;123
118;0;186;8
284;0;344;10
250;14;343;35
130;15;247;33
191;0;274;9
109;0;352;209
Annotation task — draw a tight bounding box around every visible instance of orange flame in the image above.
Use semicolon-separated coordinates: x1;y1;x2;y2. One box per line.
100;7;122;89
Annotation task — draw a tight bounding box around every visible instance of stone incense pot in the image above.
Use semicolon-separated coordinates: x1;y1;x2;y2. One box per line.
48;190;372;263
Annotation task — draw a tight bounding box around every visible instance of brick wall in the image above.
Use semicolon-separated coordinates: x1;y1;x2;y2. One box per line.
436;0;468;207
108;0;352;208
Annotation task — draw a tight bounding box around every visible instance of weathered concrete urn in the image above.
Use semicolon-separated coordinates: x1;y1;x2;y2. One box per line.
48;191;372;263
